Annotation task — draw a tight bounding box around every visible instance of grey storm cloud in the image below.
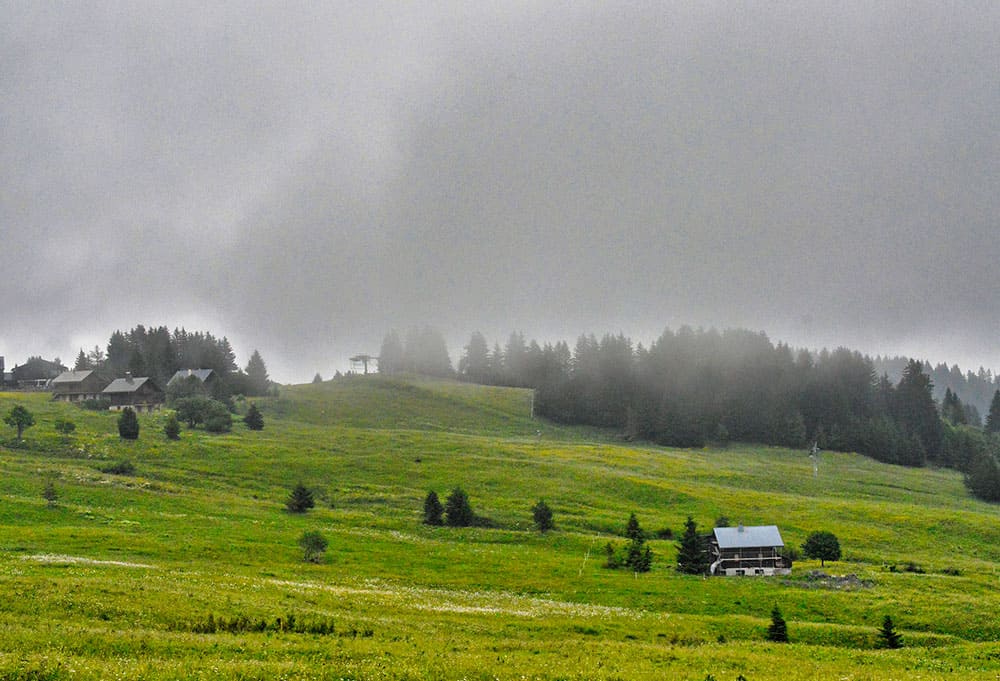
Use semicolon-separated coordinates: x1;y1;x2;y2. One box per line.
2;2;998;381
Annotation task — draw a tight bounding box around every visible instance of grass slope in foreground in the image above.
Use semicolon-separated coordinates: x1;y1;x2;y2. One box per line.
0;375;999;680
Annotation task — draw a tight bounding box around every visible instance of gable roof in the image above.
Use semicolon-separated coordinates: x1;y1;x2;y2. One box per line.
713;525;784;550
103;376;158;394
52;370;95;384
168;368;214;384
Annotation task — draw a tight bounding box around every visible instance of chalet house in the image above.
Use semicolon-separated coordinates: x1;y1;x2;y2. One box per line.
10;357;67;389
710;524;790;577
51;370;110;402
167;368;217;389
102;373;165;412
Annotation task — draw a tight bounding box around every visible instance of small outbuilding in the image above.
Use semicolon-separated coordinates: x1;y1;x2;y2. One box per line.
102;373;165;412
710;524;790;576
51;370;110;402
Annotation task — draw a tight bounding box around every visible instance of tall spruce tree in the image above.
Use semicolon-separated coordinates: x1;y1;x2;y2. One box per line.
987;390;1000;434
73;349;91;371
378;330;405;375
245;350;270;396
892;359;942;464
676;516;709;574
459;332;491;384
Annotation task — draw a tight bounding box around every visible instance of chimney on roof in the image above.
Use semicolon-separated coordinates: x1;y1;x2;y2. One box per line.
737;523;744;533
125;371;133;384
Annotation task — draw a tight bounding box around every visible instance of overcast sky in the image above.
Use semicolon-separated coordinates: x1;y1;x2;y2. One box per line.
2;2;998;382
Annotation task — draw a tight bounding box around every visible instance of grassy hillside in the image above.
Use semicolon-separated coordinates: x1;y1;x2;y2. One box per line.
1;378;999;679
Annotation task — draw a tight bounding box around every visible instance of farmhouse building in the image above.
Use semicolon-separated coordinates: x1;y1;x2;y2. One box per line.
167;368;217;389
102;373;165;412
710;524;790;576
51;370;109;402
10;357;66;389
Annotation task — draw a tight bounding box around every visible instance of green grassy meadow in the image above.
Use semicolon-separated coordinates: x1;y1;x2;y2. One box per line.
1;374;999;679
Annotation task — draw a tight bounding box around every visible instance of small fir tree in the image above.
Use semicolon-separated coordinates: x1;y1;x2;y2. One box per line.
767;605;789;642
423;490;444;525
444;487;474;527
603;541;621;569
676;516;709;574
286;483;315;513
532;499;554;532
312;373;323;384
298;530;328;563
625;512;644;542
623;513;652;572
164;412;181;440
42;480;58;507
878;614;903;649
243;403;264;431
802;530;841;567
4;405;35;440
117;407;140;440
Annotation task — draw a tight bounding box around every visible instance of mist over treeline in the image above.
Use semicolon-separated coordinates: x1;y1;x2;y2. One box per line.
377;325;1000;502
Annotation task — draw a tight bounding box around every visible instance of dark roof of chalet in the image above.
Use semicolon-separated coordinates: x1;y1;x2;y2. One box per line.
168;368;215;384
51;370;96;385
103;376;161;394
713;525;784;550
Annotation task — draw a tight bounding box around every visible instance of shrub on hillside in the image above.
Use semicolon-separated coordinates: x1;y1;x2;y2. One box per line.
100;459;136;475
767;605;789;642
117;407;139;440
877;614;903;649
164;412;181;440
299;530;328;563
204;403;233;433
243;403;264;431
532;499;554;532
80;398;112;411
444;487;474;527
175;397;234;430
175;397;209;428
423;490;444;525
42;480;58;507
286;483;315;513
54;418;76;439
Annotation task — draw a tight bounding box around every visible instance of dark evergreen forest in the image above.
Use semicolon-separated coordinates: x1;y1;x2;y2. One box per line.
380;326;1000;503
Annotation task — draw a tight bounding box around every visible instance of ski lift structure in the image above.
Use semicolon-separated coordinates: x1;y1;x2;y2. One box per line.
349;354;378;375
